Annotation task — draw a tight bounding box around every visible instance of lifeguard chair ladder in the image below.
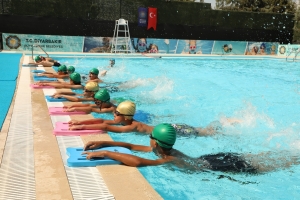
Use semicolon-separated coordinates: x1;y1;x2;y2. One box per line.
111;18;133;53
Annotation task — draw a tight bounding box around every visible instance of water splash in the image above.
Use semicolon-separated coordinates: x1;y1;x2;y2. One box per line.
221;101;275;129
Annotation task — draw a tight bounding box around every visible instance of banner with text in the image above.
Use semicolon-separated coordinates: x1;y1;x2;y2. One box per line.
2;33;84;52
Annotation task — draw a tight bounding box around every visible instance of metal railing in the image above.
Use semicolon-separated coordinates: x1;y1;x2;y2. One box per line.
31;44;49;61
286;48;300;62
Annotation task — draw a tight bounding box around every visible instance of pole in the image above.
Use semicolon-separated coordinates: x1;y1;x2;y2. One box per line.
119;0;122;19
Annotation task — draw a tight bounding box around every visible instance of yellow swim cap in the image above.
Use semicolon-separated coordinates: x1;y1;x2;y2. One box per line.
85;82;99;92
116;101;136;120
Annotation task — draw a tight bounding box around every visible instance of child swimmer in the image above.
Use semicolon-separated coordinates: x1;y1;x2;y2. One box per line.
69;101;240;137
82;123;298;173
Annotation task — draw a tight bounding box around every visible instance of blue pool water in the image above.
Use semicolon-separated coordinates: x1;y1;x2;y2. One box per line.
56;56;300;199
0;53;22;129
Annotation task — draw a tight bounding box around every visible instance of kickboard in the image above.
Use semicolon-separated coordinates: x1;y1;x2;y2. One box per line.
49;107;86;115
66;146;132;167
33;77;57;82
30;84;54;89
31;70;45;73
134;110;152;123
53;122;103;136
45;95;68;102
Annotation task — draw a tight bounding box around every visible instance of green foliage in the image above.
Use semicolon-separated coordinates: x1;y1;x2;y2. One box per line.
216;0;296;14
293;6;300;43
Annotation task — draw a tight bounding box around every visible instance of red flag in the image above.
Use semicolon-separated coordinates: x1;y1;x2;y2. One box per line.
147;7;157;30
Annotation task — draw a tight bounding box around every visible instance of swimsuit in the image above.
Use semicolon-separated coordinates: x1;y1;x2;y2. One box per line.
53;61;61;66
172;121;223;136
199;153;257;173
171;124;199;136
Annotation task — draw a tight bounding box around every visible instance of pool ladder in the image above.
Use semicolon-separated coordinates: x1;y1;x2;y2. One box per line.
286;48;300;62
31;44;49;60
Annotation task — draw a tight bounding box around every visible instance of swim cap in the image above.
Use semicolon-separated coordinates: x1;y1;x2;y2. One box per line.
94;89;110;102
116;101;136;119
90;68;99;75
67;66;75;73
58;65;67;72
152;123;176;149
69;72;81;83
34;56;42;62
85;82;99;92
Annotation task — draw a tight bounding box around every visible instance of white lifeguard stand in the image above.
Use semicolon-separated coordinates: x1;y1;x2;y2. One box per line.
111;18;133;53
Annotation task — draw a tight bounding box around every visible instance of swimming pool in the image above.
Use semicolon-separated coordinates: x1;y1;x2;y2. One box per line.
56;56;300;199
0;53;22;129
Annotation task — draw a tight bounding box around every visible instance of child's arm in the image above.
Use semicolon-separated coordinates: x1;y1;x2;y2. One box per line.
59;95;81;102
44;82;83;89
56;95;92;102
52;91;76;97
70;123;138;133
83;150;172;167
68;118;105;125
84;140;151;151
65;106;93;114
64;103;93;108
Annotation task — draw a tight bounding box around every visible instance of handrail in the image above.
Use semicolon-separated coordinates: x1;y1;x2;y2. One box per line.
286;50;296;62
31;44;49;61
294;50;300;62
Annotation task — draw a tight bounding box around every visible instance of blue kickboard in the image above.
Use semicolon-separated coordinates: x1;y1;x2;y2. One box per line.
34;77;57;82
31;70;45;73
134;110;152;123
45;95;68;102
33;74;47;78
67;146;132;167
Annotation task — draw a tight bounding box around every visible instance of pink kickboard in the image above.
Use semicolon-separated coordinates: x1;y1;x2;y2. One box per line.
30;84;54;89
53;122;103;136
49;107;86;115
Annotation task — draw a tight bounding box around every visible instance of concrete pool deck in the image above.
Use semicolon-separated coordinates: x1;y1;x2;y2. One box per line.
0;55;162;200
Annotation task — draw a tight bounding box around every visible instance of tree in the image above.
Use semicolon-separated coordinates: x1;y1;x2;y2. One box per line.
216;0;296;14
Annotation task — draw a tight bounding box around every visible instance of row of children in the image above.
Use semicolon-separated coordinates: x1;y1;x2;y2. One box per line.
34;56;294;174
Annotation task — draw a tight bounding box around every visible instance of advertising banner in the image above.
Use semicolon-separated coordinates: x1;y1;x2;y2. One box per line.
138;7;148;27
277;44;300;58
2;33;84;52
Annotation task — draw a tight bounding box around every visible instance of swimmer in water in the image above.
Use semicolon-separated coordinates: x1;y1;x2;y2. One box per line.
68;101;240;137
83;68;104;84
52;82;99;102
63;88;117;113
29;55;61;67
82;123;300;173
35;72;83;89
100;59;116;76
36;65;72;79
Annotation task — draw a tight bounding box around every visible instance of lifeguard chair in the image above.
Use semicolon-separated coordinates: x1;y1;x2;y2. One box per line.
111;18;133;53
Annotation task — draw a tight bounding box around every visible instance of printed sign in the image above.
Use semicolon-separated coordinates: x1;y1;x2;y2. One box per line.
138;7;148;27
2;33;84;52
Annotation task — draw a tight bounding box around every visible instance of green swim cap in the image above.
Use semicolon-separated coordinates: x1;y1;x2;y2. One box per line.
34;56;42;62
58;65;67;72
67;66;75;73
94;89;110;102
69;72;81;83
90;68;99;75
152;123;176;149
